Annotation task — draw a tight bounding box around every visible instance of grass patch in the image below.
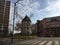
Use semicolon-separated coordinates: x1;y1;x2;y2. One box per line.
13;35;37;39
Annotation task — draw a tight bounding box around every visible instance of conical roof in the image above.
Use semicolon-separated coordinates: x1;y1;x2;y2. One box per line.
22;15;31;22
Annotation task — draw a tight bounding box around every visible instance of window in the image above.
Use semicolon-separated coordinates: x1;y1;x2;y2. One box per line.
57;18;60;21
46;19;51;23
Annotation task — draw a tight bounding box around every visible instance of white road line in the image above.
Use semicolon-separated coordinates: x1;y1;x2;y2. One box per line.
55;41;59;45
19;40;33;44
32;40;41;44
26;40;38;44
39;41;47;45
20;39;38;44
46;41;52;45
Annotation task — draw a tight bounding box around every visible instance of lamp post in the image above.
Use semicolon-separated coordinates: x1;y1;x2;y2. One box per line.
11;0;22;43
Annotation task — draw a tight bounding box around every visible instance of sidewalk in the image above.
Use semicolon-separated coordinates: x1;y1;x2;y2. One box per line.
0;38;25;45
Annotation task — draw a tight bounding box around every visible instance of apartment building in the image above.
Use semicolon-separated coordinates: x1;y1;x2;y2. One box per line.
0;0;10;36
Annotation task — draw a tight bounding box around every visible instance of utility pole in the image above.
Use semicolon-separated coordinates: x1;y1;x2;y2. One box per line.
11;0;22;43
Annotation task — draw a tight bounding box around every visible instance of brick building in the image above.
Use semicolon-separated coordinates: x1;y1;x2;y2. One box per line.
37;20;43;36
32;24;37;35
0;0;10;36
37;16;60;37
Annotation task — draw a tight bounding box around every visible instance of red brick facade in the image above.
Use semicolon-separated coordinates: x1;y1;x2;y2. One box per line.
37;16;60;37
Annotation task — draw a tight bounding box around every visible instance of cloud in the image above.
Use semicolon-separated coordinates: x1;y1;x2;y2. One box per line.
38;0;48;9
30;0;60;23
30;2;40;11
44;0;60;16
6;0;11;1
45;0;60;11
16;0;40;17
11;0;60;24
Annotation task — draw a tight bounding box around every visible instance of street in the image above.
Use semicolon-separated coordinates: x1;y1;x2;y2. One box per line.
1;37;60;45
12;37;60;45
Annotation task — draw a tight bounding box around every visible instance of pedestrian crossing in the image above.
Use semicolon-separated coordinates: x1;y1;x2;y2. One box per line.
16;40;60;45
39;41;47;45
46;41;52;45
55;41;59;45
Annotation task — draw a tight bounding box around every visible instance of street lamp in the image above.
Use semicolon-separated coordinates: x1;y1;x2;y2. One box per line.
11;0;22;43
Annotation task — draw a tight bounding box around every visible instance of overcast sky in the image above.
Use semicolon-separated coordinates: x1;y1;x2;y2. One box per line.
10;0;60;24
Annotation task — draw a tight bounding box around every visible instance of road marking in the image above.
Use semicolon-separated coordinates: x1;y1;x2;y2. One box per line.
46;41;52;45
55;41;59;45
32;40;41;44
20;39;38;44
19;40;33;44
39;41;47;45
26;40;38;44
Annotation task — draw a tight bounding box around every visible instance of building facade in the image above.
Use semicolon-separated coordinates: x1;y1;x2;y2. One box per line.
32;24;37;35
0;0;10;36
37;16;60;37
21;15;32;36
37;20;43;37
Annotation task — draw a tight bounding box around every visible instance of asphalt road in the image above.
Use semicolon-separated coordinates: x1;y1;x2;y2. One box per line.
1;37;60;45
12;37;60;45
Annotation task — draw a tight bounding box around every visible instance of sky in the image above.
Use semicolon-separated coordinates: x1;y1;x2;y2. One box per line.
10;0;60;24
